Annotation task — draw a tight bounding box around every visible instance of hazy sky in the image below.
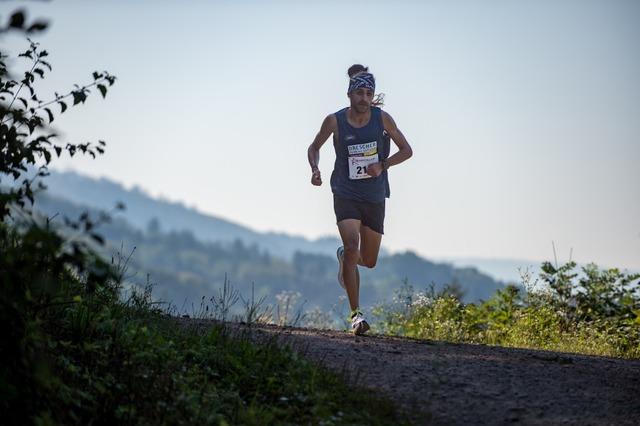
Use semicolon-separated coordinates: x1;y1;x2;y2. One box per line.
3;0;639;269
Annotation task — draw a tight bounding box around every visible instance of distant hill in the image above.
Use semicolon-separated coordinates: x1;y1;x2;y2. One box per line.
32;189;506;311
43;169;341;260
40;170;545;283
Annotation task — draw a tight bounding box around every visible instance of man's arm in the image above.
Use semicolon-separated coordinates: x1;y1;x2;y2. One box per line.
367;111;413;177
307;114;337;186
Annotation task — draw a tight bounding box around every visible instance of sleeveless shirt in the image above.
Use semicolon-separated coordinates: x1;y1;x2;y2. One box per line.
330;106;390;203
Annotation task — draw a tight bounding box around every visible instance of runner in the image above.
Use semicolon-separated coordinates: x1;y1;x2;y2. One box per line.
307;64;413;335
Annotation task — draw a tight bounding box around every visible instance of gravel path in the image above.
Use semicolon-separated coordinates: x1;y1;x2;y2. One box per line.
185;320;640;425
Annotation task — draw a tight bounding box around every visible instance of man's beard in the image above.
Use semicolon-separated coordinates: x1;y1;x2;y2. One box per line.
354;103;370;113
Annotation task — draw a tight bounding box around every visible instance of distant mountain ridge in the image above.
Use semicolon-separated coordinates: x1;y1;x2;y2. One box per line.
27;170;508;308
43;170;341;260
42;170;548;283
40;170;536;286
32;190;505;309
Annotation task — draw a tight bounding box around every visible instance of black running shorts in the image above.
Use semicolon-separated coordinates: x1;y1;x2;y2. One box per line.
333;195;385;234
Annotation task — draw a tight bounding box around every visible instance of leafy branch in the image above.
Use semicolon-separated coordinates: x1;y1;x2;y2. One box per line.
0;38;116;220
0;40;44;116
1;39;116;131
34;70;116;121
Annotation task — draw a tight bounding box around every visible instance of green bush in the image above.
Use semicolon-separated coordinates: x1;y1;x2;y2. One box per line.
374;262;640;358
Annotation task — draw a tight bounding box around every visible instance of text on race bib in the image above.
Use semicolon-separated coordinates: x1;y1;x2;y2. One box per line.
348;141;378;180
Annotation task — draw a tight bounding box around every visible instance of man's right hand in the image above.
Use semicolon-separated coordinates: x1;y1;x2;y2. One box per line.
311;169;322;186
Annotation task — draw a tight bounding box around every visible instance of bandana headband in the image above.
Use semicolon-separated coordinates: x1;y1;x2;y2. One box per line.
348;72;375;94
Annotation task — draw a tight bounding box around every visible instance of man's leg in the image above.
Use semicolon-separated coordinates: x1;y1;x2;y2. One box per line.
358;224;383;268
337;219;362;311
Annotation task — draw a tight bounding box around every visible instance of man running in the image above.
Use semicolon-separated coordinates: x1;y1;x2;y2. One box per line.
307;64;413;335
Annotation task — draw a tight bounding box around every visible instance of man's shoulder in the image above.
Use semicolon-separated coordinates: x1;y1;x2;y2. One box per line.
321;112;339;131
378;108;394;122
324;108;346;126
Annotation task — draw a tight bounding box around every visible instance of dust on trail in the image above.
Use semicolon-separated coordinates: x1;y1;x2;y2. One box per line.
184;320;640;425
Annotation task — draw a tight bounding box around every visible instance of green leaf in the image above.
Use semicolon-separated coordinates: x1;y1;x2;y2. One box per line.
97;84;107;98
58;101;67;113
45;108;54;123
9;11;25;29
90;233;104;245
72;90;87;105
54;146;62;157
27;22;48;33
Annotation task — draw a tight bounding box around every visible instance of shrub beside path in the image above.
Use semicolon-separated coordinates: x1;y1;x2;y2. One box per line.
187;321;640;425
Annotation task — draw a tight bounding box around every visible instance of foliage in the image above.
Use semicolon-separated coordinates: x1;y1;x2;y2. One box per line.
373;263;640;358
0;217;116;424
1;36;115;219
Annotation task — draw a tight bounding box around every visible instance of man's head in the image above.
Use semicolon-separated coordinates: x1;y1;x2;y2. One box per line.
347;64;378;113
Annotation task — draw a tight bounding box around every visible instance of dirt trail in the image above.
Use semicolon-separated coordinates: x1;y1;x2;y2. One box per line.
187;320;640;425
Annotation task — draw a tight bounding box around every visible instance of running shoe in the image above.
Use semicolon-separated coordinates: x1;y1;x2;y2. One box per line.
336;246;346;289
336;246;359;290
351;310;370;335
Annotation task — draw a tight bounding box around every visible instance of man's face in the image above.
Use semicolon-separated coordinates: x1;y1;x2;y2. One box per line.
349;87;374;114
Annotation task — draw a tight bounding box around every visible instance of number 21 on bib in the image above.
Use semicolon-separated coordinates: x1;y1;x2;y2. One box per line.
348;141;378;180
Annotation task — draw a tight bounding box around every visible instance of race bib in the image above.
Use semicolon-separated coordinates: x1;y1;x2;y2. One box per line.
348;141;379;180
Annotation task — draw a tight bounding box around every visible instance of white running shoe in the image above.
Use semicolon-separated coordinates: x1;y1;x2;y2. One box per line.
336;246;346;289
351;311;370;335
336;246;359;290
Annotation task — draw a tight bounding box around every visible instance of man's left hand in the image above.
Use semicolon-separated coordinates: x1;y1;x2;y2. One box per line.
366;161;383;177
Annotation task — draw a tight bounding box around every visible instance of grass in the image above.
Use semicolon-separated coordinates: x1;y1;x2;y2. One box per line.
43;304;405;425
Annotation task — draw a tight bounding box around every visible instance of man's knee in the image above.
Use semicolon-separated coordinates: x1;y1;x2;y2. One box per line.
360;257;377;268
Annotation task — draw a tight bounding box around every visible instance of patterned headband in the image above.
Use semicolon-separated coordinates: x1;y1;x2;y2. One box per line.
348;72;375;94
